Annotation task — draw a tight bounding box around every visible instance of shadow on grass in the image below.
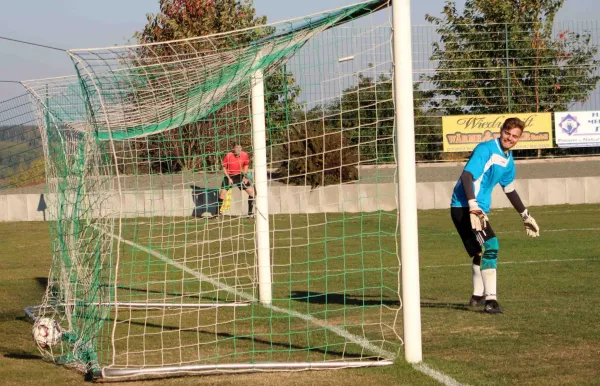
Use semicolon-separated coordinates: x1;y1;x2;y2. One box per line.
118;318;364;359
103;284;218;303
3;351;41;360
35;277;48;290
290;291;472;311
23;282;375;360
0;311;30;323
290;291;400;307
420;301;471;311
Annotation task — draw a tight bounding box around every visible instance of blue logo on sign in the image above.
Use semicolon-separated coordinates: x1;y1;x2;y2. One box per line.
559;114;580;136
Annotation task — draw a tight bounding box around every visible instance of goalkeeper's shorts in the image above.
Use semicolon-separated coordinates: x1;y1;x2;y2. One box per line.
450;207;496;257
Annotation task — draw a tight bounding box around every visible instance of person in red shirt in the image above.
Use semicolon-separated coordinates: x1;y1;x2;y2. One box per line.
219;142;255;217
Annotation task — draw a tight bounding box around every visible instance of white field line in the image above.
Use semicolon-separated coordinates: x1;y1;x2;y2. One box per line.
413;363;466;386
103;229;396;361
268;257;596;277
254;227;600;244
107;224;596;386
422;258;595;269
425;227;600;236
127;227;600;249
281;227;600;239
492;208;600;214
106;231;465;386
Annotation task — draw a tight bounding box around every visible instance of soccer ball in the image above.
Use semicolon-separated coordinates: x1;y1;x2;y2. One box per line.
32;317;62;348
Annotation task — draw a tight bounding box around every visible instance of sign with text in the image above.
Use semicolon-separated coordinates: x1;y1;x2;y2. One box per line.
442;113;553;152
554;111;600;148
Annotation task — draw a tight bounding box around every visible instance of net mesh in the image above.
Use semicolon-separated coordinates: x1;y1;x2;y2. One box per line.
23;0;402;379
0;94;44;190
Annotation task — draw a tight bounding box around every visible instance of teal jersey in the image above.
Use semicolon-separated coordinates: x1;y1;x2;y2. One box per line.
451;139;515;213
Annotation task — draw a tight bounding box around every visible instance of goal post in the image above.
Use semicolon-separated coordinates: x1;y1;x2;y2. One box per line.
22;0;423;380
392;0;423;363
250;69;273;306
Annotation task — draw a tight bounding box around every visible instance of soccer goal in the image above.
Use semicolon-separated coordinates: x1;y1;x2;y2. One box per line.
22;0;421;380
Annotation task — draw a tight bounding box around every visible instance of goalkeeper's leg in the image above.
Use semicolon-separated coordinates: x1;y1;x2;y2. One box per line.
451;208;484;304
451;207;502;312
475;221;502;314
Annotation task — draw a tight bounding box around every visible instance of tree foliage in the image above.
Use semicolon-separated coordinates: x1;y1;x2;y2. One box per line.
274;121;359;189
134;0;266;43
422;0;600;115
7;158;45;188
0;125;44;188
324;74;395;163
130;0;300;173
317;73;440;163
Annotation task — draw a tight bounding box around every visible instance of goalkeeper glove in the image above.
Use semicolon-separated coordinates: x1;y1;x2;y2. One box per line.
520;209;540;238
468;199;488;232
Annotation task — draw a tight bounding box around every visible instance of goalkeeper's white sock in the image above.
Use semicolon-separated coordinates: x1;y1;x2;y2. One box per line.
482;268;497;301
472;264;484;297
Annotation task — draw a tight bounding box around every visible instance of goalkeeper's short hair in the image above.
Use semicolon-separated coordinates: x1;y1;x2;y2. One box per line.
501;117;525;132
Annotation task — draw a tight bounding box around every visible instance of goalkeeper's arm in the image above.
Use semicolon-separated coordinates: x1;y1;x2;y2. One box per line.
503;183;540;237
460;171;488;232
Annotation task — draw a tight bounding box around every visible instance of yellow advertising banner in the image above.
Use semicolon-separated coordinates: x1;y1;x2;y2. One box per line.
442;113;553;152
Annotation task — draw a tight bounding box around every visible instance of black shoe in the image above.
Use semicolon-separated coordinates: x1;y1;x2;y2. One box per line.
484;300;503;314
469;295;485;307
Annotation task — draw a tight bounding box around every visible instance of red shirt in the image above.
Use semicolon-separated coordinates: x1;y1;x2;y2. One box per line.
222;151;249;176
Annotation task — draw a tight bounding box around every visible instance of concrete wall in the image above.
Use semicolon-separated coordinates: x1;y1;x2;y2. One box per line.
2;176;599;222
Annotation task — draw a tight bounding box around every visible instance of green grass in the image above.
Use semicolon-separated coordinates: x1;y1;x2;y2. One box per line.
1;204;600;385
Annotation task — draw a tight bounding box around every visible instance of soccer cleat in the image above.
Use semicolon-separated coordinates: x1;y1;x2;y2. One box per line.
484;300;503;314
469;295;485;307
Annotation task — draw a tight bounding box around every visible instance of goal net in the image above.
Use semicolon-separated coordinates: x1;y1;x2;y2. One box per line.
23;0;403;380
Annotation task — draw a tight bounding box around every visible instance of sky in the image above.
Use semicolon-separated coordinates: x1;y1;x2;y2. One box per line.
0;0;598;101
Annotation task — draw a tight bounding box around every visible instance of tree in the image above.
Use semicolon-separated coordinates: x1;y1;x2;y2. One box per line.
424;0;599;114
8;158;45;188
131;0;301;172
134;0;266;43
421;0;600;156
413;84;444;161
324;73;395;164
274;120;359;189
319;72;440;163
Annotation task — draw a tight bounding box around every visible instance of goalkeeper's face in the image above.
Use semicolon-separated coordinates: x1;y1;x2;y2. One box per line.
500;127;523;150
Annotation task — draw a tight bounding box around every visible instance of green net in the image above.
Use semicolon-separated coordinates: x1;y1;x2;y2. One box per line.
23;0;402;379
68;0;388;141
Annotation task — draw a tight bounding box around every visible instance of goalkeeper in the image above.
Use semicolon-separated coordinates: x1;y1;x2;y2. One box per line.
219;142;255;217
450;117;540;314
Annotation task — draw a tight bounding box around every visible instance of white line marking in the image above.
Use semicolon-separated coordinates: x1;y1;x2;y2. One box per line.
493;208;600;214
540;227;600;232
423;258;596;269
413;363;466;386
274;227;600;241
105;229;396;360
266;258;597;276
424;227;600;237
146;226;600;246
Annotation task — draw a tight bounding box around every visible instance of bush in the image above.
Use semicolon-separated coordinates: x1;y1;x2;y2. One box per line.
274;123;358;189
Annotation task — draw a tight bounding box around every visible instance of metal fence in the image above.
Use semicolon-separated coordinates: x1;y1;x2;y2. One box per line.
0;93;43;190
413;20;600;160
2;20;600;191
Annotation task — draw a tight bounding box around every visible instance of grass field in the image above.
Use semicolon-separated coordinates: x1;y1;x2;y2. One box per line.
1;204;599;385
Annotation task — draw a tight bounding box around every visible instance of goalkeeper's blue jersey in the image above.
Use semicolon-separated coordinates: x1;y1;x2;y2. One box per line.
451;139;516;213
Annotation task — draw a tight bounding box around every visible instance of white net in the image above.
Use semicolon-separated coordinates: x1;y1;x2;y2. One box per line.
23;0;403;380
